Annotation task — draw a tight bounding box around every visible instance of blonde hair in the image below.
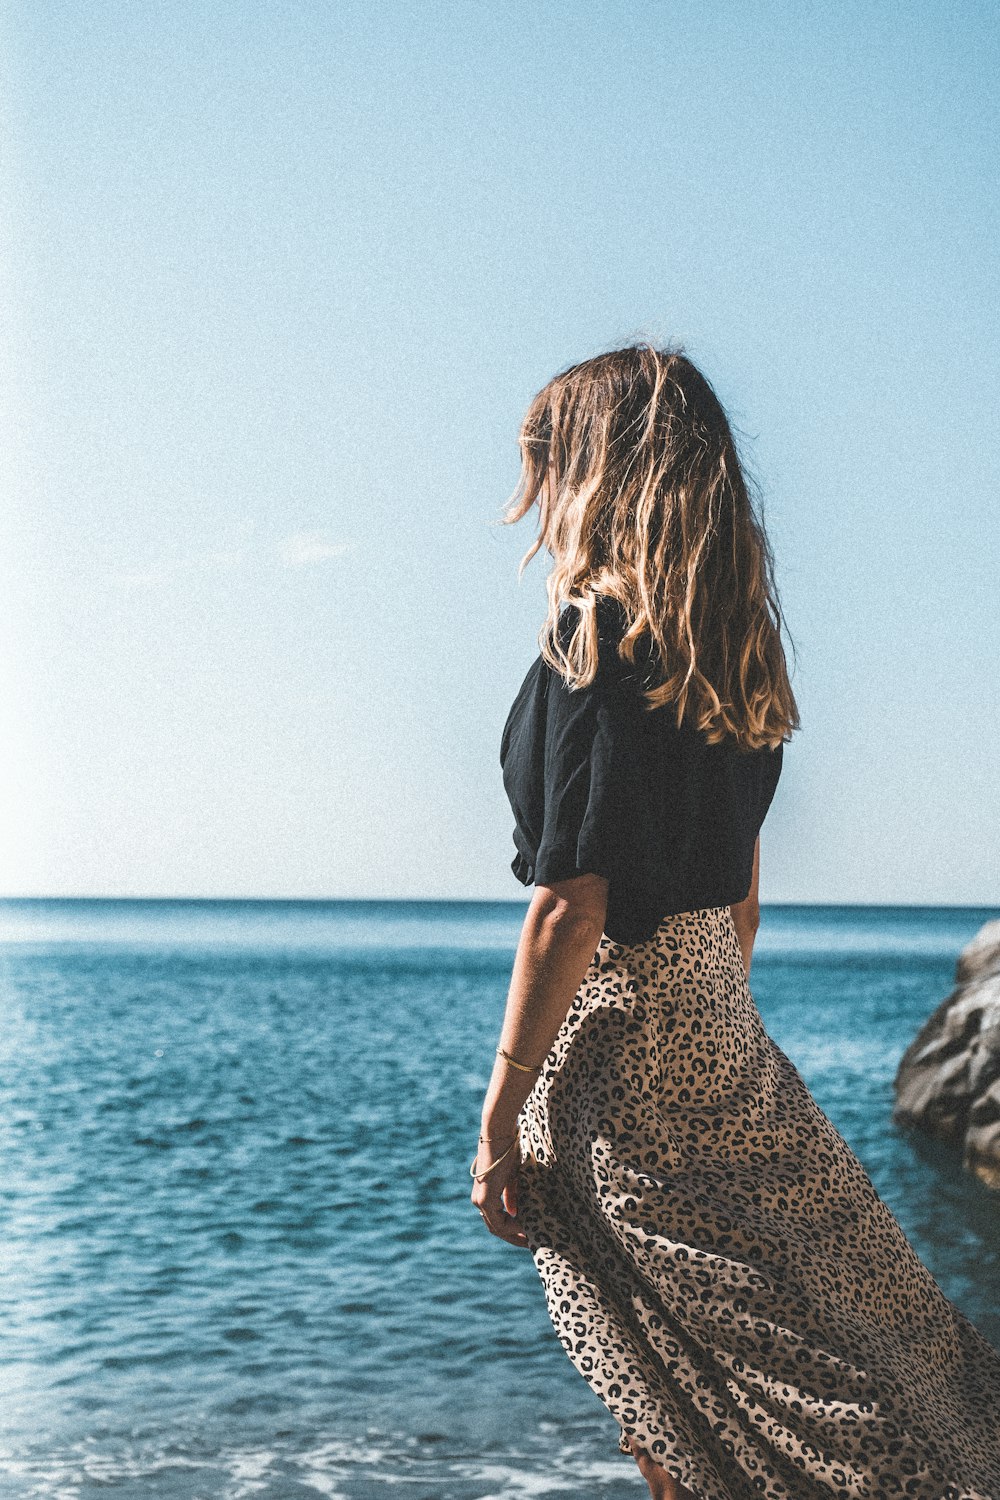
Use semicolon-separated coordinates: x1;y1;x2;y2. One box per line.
502;341;800;751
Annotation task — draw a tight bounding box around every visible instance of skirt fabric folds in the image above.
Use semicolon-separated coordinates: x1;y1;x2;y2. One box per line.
515;906;1000;1500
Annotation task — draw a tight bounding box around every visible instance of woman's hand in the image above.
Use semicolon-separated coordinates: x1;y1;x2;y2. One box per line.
470;1132;529;1248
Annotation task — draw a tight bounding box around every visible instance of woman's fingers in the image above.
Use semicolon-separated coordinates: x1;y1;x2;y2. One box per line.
471;1149;529;1247
480;1194;529;1247
474;1178;528;1245
502;1176;518;1219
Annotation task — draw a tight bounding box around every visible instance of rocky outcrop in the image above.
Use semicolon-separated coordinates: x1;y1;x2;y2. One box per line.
892;918;1000;1190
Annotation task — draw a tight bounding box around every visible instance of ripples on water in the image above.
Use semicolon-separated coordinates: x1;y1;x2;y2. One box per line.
1;899;998;1498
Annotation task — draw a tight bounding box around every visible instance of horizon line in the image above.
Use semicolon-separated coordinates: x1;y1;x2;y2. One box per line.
0;895;997;912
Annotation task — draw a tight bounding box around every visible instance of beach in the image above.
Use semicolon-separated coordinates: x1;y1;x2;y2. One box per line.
1;899;998;1499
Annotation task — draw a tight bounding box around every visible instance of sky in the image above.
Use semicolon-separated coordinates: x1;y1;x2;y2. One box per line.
2;1;998;905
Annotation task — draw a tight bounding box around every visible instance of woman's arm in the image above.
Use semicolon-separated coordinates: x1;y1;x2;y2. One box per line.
729;834;761;979
473;873;608;1245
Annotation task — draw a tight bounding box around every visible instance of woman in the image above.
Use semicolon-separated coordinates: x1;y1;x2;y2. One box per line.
472;344;1000;1500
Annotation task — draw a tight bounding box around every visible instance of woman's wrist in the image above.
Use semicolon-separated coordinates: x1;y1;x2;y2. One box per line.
479;1128;519;1148
479;1104;521;1134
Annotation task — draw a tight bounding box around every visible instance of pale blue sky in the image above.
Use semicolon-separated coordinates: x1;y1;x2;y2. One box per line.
3;1;997;904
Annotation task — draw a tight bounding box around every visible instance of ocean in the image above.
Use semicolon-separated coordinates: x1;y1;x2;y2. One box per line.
1;899;998;1499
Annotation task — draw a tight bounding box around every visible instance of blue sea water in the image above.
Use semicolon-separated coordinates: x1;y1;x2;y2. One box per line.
1;899;998;1499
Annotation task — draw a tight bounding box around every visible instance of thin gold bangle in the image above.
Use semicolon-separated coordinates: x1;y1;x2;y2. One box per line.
469;1135;519;1181
496;1044;543;1075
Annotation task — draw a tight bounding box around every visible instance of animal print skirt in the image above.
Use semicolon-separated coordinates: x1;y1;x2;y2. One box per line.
514;906;1000;1500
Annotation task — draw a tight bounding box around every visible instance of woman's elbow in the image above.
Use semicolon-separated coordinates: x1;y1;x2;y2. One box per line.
533;874;609;937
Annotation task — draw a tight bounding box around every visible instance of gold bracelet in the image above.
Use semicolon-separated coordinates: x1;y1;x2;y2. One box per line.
496;1044;543;1075
469;1135;519;1181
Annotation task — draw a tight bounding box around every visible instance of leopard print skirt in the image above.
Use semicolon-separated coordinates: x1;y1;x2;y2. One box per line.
514;905;1000;1500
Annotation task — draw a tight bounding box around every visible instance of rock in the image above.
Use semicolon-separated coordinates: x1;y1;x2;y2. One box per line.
955;918;1000;984
892;918;1000;1190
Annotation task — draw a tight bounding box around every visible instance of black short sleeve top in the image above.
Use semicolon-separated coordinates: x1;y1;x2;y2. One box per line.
499;597;784;944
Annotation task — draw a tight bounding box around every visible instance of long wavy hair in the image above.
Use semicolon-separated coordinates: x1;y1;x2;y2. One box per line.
502;342;800;751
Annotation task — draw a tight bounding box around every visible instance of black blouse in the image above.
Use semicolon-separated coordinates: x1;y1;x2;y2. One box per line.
499;597;784;945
